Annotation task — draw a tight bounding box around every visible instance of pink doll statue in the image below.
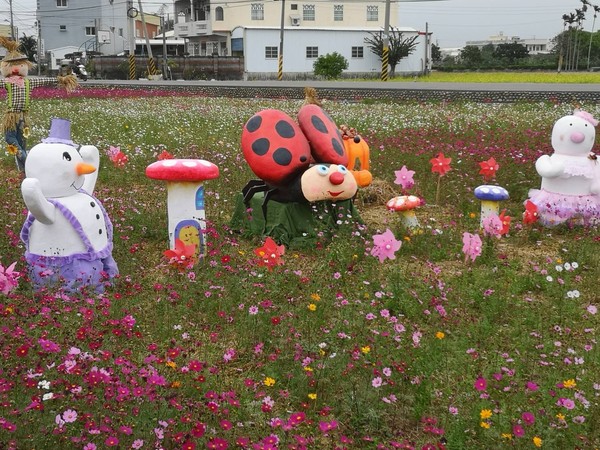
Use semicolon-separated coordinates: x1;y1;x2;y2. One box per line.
0;37;77;171
527;110;600;226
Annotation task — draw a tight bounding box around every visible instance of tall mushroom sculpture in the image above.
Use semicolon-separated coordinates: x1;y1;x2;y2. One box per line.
474;185;509;228
146;159;219;257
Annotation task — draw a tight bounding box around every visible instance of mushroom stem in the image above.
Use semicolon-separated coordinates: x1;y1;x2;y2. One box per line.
401;210;421;230
166;181;206;256
480;200;500;228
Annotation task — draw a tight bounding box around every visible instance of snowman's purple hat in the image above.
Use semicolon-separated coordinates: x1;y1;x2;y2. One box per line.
42;118;78;148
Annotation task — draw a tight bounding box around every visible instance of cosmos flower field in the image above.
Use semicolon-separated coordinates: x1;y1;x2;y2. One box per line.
0;86;599;449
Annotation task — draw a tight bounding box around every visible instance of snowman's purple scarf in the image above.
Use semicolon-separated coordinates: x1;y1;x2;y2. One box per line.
20;190;118;291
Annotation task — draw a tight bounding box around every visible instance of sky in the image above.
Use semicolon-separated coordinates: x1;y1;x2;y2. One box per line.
0;0;590;48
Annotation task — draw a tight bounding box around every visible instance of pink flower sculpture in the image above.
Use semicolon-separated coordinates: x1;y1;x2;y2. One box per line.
106;145;128;168
394;165;415;190
254;237;285;270
370;228;402;263
482;214;503;238
462;232;482;262
0;261;20;295
523;200;539;225
164;238;197;270
430;152;452;176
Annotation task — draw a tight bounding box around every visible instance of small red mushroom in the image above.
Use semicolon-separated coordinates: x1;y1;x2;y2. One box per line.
386;195;422;230
146;159;219;256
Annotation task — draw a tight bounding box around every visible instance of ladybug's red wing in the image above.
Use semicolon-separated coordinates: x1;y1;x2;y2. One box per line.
297;104;348;166
242;109;311;187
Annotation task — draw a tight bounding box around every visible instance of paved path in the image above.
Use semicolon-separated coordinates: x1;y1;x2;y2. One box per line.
82;79;600;102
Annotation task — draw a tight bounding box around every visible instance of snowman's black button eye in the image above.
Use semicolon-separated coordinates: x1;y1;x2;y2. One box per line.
62;152;71;161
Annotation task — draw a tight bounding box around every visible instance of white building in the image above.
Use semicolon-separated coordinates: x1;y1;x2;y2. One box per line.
234;26;428;78
466;32;553;55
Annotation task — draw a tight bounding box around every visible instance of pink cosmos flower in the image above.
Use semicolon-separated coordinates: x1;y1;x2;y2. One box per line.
557;397;575;409
104;436;119;447
62;409;78;423
370;228;402;263
394;165;415;190
522;411;535;425
319;420;339;434
512;424;525;437
482;214;503;238
474;376;487;391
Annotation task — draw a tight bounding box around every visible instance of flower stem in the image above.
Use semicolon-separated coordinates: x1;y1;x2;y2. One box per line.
435;174;442;205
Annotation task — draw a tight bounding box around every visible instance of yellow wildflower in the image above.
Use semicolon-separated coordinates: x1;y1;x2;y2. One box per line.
307;303;317;311
5;306;13;314
501;433;512;440
6;144;18;156
556;413;565;421
480;421;490;429
361;346;371;354
435;331;445;339
533;436;542;448
563;379;576;389
480;409;492;419
263;377;276;387
304;366;313;372
310;293;321;301
469;212;477;219
308;393;317;400
165;361;177;369
171;381;181;388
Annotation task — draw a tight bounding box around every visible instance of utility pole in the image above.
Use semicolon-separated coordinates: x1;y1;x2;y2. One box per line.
9;0;15;40
161;15;168;79
137;0;157;77
278;0;285;80
127;0;136;79
37;20;42;75
381;0;391;81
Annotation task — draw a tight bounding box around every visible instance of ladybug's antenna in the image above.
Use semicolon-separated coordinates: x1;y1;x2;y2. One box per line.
303;86;322;108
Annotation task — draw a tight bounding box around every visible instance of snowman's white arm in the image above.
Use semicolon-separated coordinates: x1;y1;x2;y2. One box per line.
535;154;564;178
79;145;100;194
21;178;57;225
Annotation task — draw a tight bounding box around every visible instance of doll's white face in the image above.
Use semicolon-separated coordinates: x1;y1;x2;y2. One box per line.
300;164;358;202
551;115;596;156
1;61;29;77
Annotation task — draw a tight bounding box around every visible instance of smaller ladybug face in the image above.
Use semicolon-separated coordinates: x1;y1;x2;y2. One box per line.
300;164;358;202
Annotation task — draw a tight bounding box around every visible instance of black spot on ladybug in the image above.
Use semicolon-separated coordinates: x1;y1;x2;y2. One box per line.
252;138;270;156
273;148;292;166
300;156;307;162
275;120;295;138
311;115;328;134
332;138;344;156
246;115;262;133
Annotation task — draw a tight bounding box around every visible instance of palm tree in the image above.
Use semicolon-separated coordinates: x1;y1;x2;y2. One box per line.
562;13;576;70
19;34;37;63
364;27;419;77
586;4;600;70
573;8;586;70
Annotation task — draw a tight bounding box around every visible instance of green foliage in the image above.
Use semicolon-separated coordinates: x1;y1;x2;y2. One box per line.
493;42;529;63
364;27;419;76
312;51;348;79
19;34;37;63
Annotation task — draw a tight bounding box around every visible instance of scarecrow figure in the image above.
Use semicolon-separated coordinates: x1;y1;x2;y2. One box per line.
0;36;77;171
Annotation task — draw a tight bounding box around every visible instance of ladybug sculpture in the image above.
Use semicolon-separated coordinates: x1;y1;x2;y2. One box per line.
241;96;358;221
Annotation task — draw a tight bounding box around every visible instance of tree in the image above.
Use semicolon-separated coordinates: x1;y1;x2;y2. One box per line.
19;34;37;63
431;43;442;64
313;52;348;79
459;45;482;67
364;27;419;77
493;42;529;64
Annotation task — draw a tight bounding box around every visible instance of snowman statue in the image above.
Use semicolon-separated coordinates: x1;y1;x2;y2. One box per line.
527;110;600;227
20;118;118;293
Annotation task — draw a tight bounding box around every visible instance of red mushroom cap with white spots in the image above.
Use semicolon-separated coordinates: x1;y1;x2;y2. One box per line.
386;195;421;212
146;159;219;182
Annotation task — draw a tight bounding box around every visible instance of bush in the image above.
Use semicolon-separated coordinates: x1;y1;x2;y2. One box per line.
313;52;348;79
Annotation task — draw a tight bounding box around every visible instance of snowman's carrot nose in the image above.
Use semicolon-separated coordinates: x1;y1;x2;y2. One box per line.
76;162;96;175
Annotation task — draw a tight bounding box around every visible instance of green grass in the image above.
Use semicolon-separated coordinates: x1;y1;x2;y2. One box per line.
401;71;600;83
0;93;599;449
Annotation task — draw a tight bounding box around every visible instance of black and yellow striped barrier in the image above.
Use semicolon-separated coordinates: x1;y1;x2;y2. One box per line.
128;54;136;80
381;47;389;81
277;54;283;81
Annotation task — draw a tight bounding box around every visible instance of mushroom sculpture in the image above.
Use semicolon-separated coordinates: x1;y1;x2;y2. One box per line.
146;159;219;257
474;185;509;227
386;195;422;230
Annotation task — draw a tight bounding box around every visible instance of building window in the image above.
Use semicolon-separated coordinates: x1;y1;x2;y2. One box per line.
265;46;278;59
303;4;315;21
59;25;67;31
118;28;123;37
367;5;378;21
85;26;96;36
56;0;67;6
251;3;264;20
306;46;318;58
352;46;363;58
215;6;224;20
334;5;343;21
291;4;298;9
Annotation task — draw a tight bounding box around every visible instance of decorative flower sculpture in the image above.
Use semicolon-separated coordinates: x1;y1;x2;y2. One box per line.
429;152;452;204
254;237;285;270
370;228;402;263
478;157;500;181
394;165;415;191
157;150;174;160
498;209;512;235
164;238;197;269
0;261;20;295
107;145;128;168
462;232;482;263
482;214;503;238
523;200;539;225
